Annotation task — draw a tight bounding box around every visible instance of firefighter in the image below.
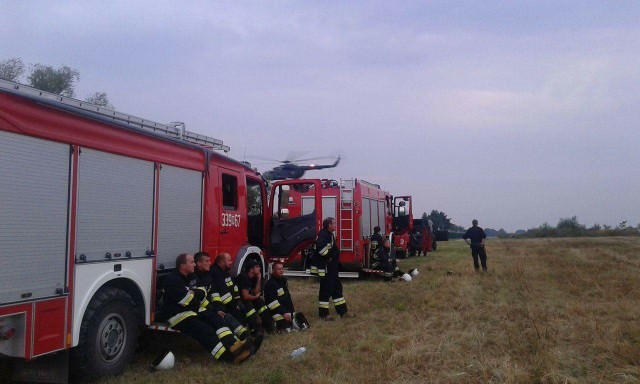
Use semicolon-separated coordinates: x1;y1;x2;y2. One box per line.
463;219;488;272
235;259;275;333
370;226;384;260
162;253;250;364
193;252;252;343
316;217;354;320
264;261;295;331
372;238;411;282
210;253;261;334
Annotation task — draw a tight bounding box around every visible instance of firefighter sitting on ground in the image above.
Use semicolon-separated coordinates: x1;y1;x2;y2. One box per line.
193;251;258;349
162;253;251;364
264;261;309;332
210;252;262;337
370;226;384;256
372;238;414;282
234;259;275;333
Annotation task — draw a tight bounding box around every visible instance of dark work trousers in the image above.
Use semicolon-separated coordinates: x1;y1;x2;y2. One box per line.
274;315;293;331
318;269;347;317
371;261;394;281
234;303;260;333
173;316;232;361
471;245;488;271
199;310;249;342
242;298;274;332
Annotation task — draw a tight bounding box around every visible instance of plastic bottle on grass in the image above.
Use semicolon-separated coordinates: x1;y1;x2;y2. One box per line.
291;347;306;359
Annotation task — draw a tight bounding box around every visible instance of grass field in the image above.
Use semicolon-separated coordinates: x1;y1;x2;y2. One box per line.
99;238;640;384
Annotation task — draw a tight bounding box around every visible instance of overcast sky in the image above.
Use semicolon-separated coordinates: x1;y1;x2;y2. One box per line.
2;1;639;231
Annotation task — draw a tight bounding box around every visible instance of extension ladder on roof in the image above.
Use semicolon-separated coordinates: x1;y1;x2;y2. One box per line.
339;179;355;251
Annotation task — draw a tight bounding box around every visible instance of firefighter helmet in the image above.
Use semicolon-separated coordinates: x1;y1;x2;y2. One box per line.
151;349;175;371
292;312;310;331
409;268;419;277
400;273;412;282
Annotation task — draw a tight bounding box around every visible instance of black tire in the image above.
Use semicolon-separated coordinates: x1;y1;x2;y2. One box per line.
71;287;140;379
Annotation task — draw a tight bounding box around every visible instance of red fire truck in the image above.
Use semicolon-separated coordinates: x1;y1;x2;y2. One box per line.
276;179;420;275
409;218;436;256
391;195;414;258
0;79;323;378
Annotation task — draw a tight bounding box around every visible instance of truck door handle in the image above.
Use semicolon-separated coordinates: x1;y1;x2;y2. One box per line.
220;230;228;234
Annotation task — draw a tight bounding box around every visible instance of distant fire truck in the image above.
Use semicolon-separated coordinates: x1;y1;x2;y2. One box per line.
409;218;436;256
275;179;425;275
390;195;414;258
0;79;323;378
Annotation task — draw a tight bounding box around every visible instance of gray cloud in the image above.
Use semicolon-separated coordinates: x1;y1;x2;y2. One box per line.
2;1;638;231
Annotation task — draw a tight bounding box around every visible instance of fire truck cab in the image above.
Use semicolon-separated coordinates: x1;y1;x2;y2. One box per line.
278;178;395;274
392;195;414;258
0;79;322;378
409;218;435;256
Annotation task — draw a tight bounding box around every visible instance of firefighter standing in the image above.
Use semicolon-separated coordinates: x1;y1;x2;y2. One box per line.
264;261;296;331
463;219;488;272
235;259;274;333
315;217;354;320
162;253;250;364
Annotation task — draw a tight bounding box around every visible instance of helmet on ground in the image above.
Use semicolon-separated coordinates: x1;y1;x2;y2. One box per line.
410;268;419;277
400;273;412;282
292;312;310;331
151;349;175;371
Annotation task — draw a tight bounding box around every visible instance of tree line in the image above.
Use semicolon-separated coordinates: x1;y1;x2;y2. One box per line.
0;58;113;108
514;216;639;238
420;210;638;238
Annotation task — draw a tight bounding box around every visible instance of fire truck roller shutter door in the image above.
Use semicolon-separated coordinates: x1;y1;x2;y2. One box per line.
370;199;379;238
0;131;69;304
157;165;203;270
362;198;371;238
377;201;386;235
76;149;154;262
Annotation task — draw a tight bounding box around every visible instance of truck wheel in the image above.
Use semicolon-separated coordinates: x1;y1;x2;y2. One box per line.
72;287;140;379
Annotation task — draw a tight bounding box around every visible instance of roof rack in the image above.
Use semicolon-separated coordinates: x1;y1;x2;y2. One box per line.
0;79;230;152
359;179;382;189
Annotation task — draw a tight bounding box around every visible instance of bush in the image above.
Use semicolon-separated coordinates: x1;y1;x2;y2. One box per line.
520;217;639;238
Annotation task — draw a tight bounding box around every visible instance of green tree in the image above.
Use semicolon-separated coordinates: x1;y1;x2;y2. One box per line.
85;92;114;109
28;64;80;97
0;58;25;82
426;210;452;230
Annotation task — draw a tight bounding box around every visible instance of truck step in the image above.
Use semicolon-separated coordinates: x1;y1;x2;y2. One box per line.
148;322;179;333
282;269;359;278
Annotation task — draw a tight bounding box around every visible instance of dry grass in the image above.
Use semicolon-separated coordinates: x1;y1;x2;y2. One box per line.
99;238;640;384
